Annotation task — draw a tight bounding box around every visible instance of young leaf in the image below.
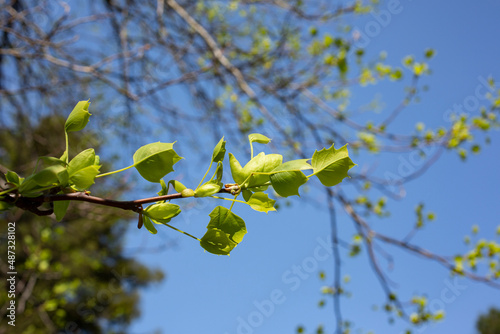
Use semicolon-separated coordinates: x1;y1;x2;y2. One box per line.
195;180;222;197
213;162;223;183
270;170;308;197
133;142;182;183
65;100;91;133
167;180;187;193
248;133;271;158
143;203;181;223
54;200;70;222
142;215;158;234
229;153;245;184
268;159;311;197
158;179;169;196
311;144;356;187
248;133;271;145
200;206;247;255
68;149;97;176
212;137;226;163
69;165;100;190
33;165;66;187
5;171;22;186
200;228;234;255
241;153;282;189
247;192;276;213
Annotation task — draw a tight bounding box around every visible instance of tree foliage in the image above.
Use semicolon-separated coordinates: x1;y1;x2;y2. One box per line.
476;308;500;334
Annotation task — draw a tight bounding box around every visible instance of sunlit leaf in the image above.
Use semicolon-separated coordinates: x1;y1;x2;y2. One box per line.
65;100;91;133
212;137;226;163
247;192;276;213
270;170;308;197
68;148;97;176
200;206;247;255
311;144;355;187
142;215;157;234
133;142;182;183
248;133;271;145
70;165;100;190
143;203;181;223
229;153;245;184
195;180;222;197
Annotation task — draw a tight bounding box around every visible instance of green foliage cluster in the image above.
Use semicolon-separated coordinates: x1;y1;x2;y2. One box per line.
1;101;356;256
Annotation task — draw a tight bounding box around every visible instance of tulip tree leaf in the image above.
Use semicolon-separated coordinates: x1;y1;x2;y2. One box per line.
70;165;100;190
195;180;222;197
212;137;226;163
167;180;186;194
33;165;66;187
247;192;276;213
200;206;247;255
68;148;97;176
5;171;22;186
200;228;234;255
248;133;271;145
229;153;245;184
133;142;182;183
142;215;158;234
143;203;181;223
311;144;356;187
54;200;70;222
241;153;282;189
270;170;308;197
65;100;91;133
268;159;312;197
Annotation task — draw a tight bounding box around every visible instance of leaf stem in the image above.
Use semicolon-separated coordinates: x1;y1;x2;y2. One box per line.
96;165;134;178
0;186;18;196
196;159;213;190
211;195;247;205
164;223;201;241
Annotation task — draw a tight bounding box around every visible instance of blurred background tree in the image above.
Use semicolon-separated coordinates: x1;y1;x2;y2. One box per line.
0;115;164;333
476;308;500;334
1;0;499;333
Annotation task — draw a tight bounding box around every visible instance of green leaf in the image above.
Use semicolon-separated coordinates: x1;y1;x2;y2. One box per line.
142;215;158;234
269;159;311;197
273;159;313;171
248;133;271;145
158;179;169;196
5;171;22;186
39;156;67;166
133;142;182;183
33;165;66;187
248;133;271;158
213;162;223;183
167;180;187;193
247;192;276;213
54;200;70;222
311;144;356;187
200;228;234;255
229;153;245;184
143;203;181;223
0;200;13;211
200;206;247;255
68;148;97;176
69;165;100;190
241;152;282;189
242;189;253;202
65;100;91;133
195;180;222;197
270;170;308;197
212;137;226;163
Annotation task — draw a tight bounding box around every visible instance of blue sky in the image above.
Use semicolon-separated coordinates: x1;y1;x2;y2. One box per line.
125;1;500;333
